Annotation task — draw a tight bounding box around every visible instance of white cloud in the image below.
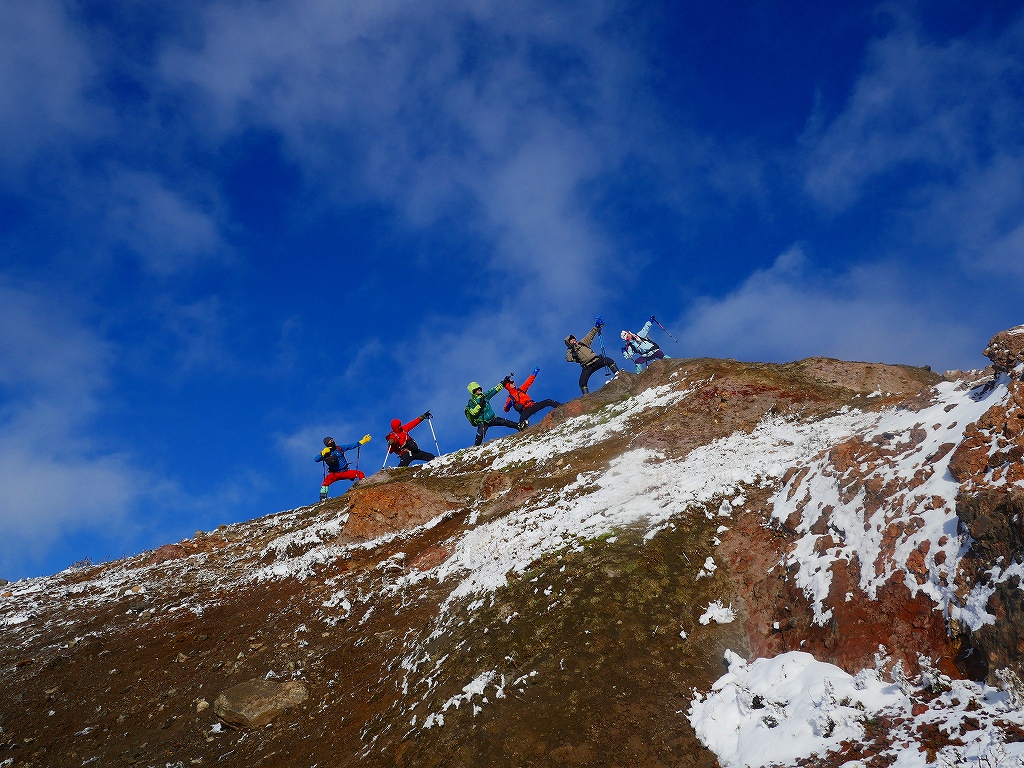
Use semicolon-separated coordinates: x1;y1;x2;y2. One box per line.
104;170;229;275
804;14;1024;212
0;0;109;168
0;280;142;573
157;0;658;300
674;246;979;372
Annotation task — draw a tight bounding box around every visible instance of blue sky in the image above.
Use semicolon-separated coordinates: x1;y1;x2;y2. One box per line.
1;0;1023;579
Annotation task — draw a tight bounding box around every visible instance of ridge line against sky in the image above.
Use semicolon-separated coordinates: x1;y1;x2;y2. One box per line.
0;0;1022;579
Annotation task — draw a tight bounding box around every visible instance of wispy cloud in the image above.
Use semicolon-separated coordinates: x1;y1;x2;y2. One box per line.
674;246;979;372
803;12;1024;213
103;170;229;275
0;280;140;573
158;0;649;300
0;0;109;169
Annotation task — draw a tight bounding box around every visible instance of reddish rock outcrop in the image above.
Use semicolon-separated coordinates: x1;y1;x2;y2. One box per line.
948;380;1024;487
344;482;457;539
144;544;188;565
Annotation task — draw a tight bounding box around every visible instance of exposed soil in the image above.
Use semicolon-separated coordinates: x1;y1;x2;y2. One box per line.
3;354;1020;768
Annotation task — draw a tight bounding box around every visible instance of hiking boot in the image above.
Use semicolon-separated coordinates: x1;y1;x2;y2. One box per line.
580;386;589;394
517;419;529;430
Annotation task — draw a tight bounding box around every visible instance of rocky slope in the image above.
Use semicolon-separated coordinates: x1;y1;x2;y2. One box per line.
2;328;1024;768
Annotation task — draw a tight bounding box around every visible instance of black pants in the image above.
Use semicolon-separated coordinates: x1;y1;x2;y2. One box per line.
398;448;435;467
475;417;520;446
520;400;561;421
579;357;618;392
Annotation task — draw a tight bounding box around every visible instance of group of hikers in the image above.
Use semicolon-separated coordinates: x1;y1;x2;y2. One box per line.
315;316;672;501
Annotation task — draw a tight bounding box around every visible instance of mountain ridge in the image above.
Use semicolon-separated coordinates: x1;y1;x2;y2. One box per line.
3;335;1024;768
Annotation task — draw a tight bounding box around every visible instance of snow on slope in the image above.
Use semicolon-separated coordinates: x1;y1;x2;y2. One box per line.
691;650;1024;768
771;377;1011;628
432;407;878;604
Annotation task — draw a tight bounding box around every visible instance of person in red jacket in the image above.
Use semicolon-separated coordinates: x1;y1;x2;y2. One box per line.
386;412;435;467
502;368;561;428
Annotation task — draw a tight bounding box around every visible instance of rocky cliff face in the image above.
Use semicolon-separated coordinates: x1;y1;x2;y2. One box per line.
2;335;1024;768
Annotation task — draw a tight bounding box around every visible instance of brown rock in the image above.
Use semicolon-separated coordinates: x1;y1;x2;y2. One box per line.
344;482;456;539
480;471;511;500
948;438;989;483
983;326;1024;373
144;544;188;565
408;546;451;572
214;679;308;728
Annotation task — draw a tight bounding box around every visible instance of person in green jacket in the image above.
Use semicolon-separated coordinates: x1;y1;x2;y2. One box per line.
465;381;524;446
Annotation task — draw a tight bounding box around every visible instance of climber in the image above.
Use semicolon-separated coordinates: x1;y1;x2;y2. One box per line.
502;368;561;427
386;412;435;467
565;317;619;394
316;435;370;501
465;381;524;446
621;317;669;373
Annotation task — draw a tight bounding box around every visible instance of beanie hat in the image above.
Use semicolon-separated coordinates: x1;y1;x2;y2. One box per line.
564;335;576;346
468;381;482;393
323;436;334;446
391;418;402;430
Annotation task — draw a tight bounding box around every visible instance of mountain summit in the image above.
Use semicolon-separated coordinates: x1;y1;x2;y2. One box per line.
4;330;1024;767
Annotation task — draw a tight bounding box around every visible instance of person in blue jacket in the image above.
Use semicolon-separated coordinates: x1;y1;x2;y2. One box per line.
316;435;370;501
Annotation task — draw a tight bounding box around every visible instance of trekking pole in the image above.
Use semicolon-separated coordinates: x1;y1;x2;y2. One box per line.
381;445;392;470
427;417;441;456
596;316;612;377
356;444;361;471
651;315;678;343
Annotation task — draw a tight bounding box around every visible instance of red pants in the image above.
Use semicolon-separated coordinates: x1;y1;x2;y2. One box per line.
323;469;364;487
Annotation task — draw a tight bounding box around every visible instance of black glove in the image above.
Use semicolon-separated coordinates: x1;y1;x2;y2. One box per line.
651;315;657;323
421;411;432;420
501;374;513;386
595;316;604;328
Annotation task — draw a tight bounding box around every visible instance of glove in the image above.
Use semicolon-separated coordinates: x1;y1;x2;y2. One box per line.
595;316;604;328
532;367;539;376
651;315;657;323
421;411;432;420
359;434;371;445
501;374;513;386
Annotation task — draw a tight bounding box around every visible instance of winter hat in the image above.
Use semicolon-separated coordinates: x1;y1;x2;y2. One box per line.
564;335;576;346
391;418;402;430
323;436;335;446
468;381;482;393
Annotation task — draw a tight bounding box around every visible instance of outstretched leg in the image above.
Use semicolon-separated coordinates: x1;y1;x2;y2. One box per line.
520;400;560;421
400;448;434;465
487;417;522;431
320;468;364;500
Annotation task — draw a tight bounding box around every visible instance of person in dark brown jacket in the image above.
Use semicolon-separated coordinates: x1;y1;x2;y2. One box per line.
565;318;619;394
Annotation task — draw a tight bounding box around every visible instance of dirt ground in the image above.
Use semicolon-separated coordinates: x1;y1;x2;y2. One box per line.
0;356;953;768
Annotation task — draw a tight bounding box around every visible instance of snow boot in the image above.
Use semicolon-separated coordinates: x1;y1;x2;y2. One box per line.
320;486;328;502
517;419;529;430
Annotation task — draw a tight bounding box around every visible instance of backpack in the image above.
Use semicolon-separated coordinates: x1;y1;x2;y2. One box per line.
465;398;485;426
323;449;343;472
